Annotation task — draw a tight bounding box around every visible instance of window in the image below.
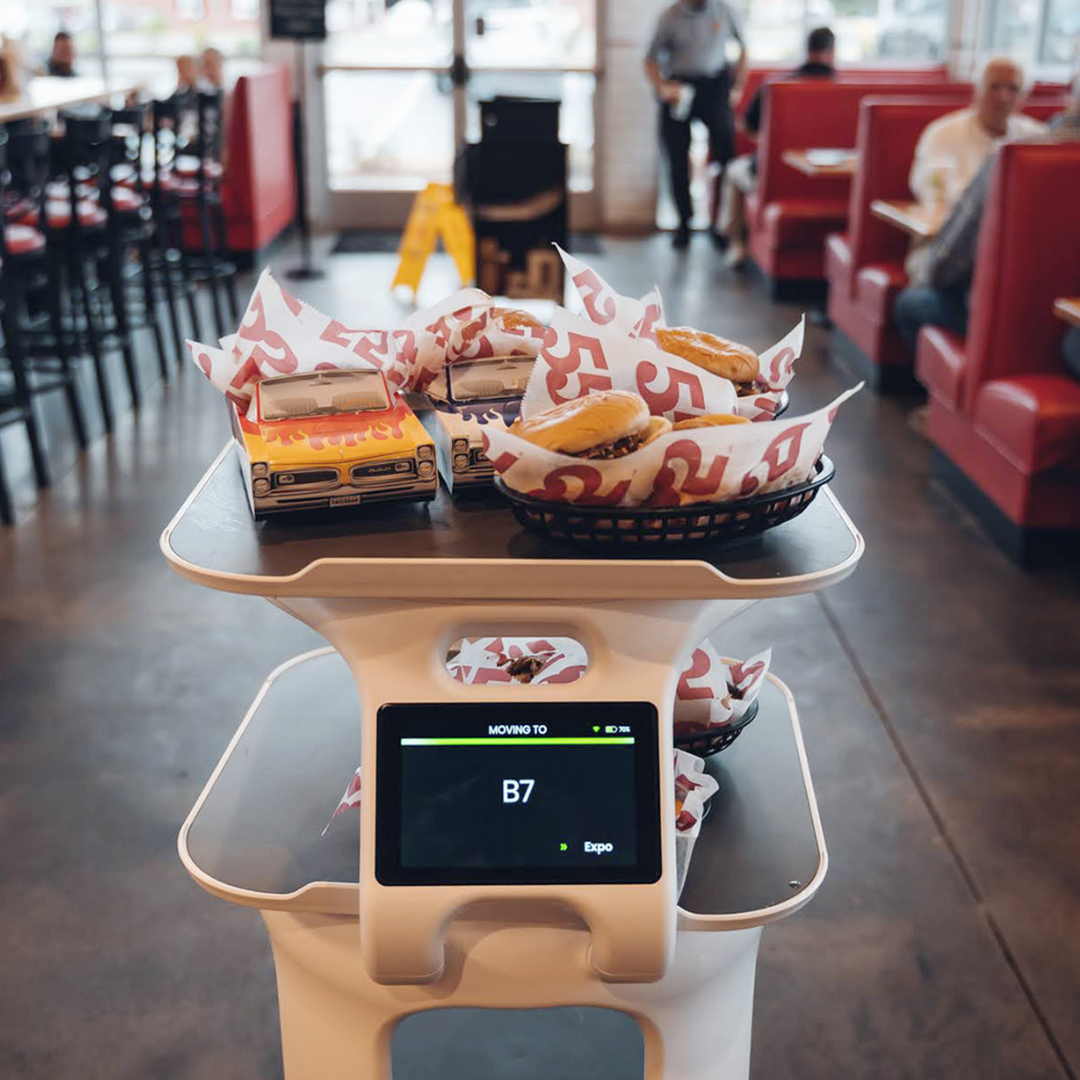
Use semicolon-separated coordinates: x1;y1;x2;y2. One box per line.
984;0;1079;77
727;0;948;63
99;0;260;94
176;0;206;20
990;0;1040;59
1039;0;1080;67
1;0;103;77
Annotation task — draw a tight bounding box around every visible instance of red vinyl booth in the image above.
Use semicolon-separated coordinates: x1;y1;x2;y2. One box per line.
826;98;974;383
915;141;1080;561
826;96;1068;386
182;65;296;255
732;66;950;157
745;79;971;294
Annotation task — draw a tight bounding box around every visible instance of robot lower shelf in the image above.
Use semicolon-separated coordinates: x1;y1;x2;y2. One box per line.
181;649;824;928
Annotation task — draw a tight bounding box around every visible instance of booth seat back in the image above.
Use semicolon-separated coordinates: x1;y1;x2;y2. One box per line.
1029;80;1071;97
733;65;951;157
221;64;296;253
845;98;968;288
1022;97;1071;123
963;141;1080;410
755;80;971;213
844;95;1067;292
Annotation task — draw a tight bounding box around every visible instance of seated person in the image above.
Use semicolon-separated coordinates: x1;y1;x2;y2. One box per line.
909;56;1044;209
199;47;225;90
894;73;1080;353
720;26;836;268
175;54;197;94
45;31;76;78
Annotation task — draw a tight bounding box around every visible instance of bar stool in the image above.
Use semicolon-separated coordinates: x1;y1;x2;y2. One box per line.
150;96;204;342
0;124;94;442
173;90;238;336
61;109;175;385
109;103;187;371
51;113;141;411
0;133;53;525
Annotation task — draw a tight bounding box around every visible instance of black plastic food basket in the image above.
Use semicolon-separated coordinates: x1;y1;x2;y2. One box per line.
496;455;834;551
674;699;759;757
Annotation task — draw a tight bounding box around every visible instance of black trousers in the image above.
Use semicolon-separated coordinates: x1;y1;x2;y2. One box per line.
659;71;735;228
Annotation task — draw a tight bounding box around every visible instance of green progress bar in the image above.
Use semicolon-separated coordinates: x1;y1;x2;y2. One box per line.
401;737;635;746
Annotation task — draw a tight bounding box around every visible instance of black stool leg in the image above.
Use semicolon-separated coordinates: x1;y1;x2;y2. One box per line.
0;450;12;524
45;255;90;449
136;233;170;382
212;199;239;322
196;195;226;336
100;241;140;409
151;216;187;366
72;250;114;433
173;223;203;342
2;305;51;490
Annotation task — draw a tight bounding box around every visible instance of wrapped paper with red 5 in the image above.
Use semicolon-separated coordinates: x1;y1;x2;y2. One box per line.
675;645;772;736
486;382;861;507
187;270;543;413
405;295;547;392
558;248;803;423
733;319;804;422
673;747;720;899
187;269;424;413
520;307;738;423
558;245;665;343
447;636;588;686
323;768;362;836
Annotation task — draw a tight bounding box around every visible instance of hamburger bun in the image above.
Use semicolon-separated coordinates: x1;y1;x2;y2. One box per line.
512;391;650;455
641;415;674;445
672;414;751;431
656;326;760;385
493;306;545;333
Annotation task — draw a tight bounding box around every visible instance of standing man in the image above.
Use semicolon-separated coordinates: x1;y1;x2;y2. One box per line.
645;0;747;250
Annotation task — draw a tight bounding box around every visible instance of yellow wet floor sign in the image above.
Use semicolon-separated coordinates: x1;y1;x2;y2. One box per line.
392;183;475;294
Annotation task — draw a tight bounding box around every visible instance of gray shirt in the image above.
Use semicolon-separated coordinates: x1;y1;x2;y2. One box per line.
646;0;744;78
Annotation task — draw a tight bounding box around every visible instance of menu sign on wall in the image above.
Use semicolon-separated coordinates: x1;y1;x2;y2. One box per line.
269;0;327;41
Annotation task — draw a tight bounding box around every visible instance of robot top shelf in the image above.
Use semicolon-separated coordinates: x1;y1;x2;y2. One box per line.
162;444;863;601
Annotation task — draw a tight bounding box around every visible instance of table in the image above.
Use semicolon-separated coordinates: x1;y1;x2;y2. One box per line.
0;77;135;124
870;198;947;240
782;149;858;177
1053;297;1080;329
163;442;864;1080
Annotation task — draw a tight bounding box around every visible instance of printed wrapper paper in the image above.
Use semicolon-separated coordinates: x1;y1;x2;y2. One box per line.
558;246;666;343
487;377;862;507
734;320;804;422
403;298;547;393
187;271;544;414
559;248;804;422
323;768;362;836
674;645;772;735
673;748;720;900
447;636;588;686
520;305;739;424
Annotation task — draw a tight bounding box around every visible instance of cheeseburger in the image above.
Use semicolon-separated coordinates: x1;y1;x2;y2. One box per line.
512;390;665;459
492;306;546;334
656;326;763;397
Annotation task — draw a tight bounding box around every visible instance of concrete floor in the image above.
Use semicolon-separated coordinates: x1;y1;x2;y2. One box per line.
1;235;1078;1080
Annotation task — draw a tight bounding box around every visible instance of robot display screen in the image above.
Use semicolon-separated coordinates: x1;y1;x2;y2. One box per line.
375;702;661;886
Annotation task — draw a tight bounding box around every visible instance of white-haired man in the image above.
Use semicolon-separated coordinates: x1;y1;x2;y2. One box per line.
909;56;1045;209
894;70;1079;358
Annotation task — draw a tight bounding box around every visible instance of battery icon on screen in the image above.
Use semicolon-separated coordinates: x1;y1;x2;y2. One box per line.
604;726;617;734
